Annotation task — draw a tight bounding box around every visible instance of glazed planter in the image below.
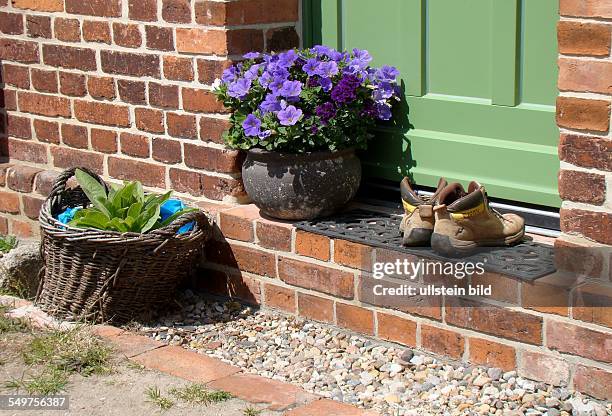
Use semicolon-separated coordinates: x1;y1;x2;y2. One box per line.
242;148;362;220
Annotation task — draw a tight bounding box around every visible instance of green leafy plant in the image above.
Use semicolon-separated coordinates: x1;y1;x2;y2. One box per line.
68;169;193;233
146;386;174;410
169;384;232;405
0;235;17;253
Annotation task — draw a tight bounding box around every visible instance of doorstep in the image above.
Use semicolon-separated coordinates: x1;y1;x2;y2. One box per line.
0;297;379;415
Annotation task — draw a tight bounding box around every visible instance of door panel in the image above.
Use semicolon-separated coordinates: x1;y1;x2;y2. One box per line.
303;0;561;207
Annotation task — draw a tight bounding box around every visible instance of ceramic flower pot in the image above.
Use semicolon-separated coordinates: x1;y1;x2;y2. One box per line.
242;148;361;220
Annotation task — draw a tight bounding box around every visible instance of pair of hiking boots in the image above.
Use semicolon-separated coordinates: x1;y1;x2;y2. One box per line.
400;178;525;256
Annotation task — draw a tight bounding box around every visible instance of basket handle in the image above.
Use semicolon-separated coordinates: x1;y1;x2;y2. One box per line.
49;167;109;200
151;209;212;239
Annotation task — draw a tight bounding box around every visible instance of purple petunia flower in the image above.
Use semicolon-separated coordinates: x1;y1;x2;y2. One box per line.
372;82;396;101
258;71;273;88
259;94;282;114
361;100;378;118
279;80;302;98
312;45;332;56
221;66;238;83
352;48;372;68
277;105;303;126
319;77;333;92
331;74;361;103
315;102;336;125
244;64;263;81
315;61;339;78
376;102;392;120
375;65;400;83
277;50;298;68
268;77;286;96
227;78;251;99
243;52;261;60
242;114;262;136
258;129;272;139
303;58;320;76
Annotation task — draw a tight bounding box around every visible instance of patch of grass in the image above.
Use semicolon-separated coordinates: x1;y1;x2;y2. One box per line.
169;384;232;405
0;280;29;299
0;305;29;334
6;368;68;395
127;361;146;371
22;326;112;376
0;235;17;254
243;406;262;416
146;386;174;410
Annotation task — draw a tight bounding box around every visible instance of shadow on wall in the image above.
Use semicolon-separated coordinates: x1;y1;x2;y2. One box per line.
0;59;9;162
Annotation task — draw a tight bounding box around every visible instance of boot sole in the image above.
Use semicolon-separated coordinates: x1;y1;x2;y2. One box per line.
402;228;433;247
431;229;525;257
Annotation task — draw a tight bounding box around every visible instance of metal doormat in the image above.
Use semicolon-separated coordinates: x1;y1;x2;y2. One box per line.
295;210;555;281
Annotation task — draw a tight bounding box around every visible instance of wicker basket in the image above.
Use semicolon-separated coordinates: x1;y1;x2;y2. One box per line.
36;167;212;323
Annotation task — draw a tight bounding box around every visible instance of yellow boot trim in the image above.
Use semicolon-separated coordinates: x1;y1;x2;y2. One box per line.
402;200;417;214
450;202;486;220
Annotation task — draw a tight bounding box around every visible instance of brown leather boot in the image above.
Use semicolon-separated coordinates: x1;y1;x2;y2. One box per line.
431;181;525;256
400;177;447;246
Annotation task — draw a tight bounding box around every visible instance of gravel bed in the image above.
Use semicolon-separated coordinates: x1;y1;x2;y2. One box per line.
135;291;611;416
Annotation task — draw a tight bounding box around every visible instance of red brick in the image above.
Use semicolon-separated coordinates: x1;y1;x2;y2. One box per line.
521;280;569;317
334;239;373;271
519;351;570;386
7;114;32;139
297;293;334;323
74;100;130;127
34;119;60;144
266;27;300;53
65;0;122;17
560;0;612;19
2;64;29;89
559;134;612;171
96;331;163;358
278;257;354;299
152;138;181;164
209;374;316;411
0;164;12;187
0;39;39;64
131;345;240;382
264;284;295;313
145;25;174;51
31;69;57;93
572;283;612;328
196;0;299;25
256;219;292;251
560;209;612;245
445;298;543;344
559;58;612;95
61;124;88;149
167;112;197;139
19;92;71;118
176;28;227;55
120;133;150;158
296;231;330;261
25;15;51;38
54;18;80;42
219;206;260;241
573;365;612;401
336;303;374;335
7;138;47;164
34;170;60;196
558;169;605;205
117;80;146;105
113;23;142;48
129;0;157;21
10;219;35;238
108;157;165;188
0;12;24;35
182;88;226;113
197;59;231;85
227;29;265;55
556;97;610;133
87;76;115;100
162;0;191;23
470;272;519;304
377;312;417;347
200;116;230;144
163;56;194;81
555;238;605;280
0;191;21;214
284;399;378;416
169;168;206;196
558;21;611;57
59;72;87;97
42;45;96;71
51;147;103;174
91;129;117;153
135;108;164;134
0;217;7;235
101;51;160;78
1;90;17;111
546;320;611;363
22;195;43;220
149;83;179;109
12;0;63;12
469;338;516;371
184;143;243;173
202;175;245;200
7;165;41;193
82;20;111;44
421;325;464;359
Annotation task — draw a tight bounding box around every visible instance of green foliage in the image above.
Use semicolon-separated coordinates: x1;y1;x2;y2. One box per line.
243;406;262;416
0;305;29;334
0;235;17;253
169;384;232;405
6;368;69;395
146;386;175;410
68;169;194;233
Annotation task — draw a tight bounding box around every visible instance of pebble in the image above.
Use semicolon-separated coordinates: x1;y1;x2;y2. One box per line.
136;292;611;416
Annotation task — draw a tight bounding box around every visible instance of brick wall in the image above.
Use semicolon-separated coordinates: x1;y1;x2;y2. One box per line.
0;0;299;235
556;1;612;253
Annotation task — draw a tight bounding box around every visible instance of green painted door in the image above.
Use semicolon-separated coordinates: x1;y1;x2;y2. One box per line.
303;0;561;207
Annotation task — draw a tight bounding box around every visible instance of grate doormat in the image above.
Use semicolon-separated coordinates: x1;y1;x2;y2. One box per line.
295;210;556;281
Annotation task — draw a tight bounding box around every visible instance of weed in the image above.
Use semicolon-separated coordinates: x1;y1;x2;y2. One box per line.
146;386;174;410
243;406;262;416
0;235;17;254
6;368;68;395
169;383;232;405
127;361;146;371
0;305;29;334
